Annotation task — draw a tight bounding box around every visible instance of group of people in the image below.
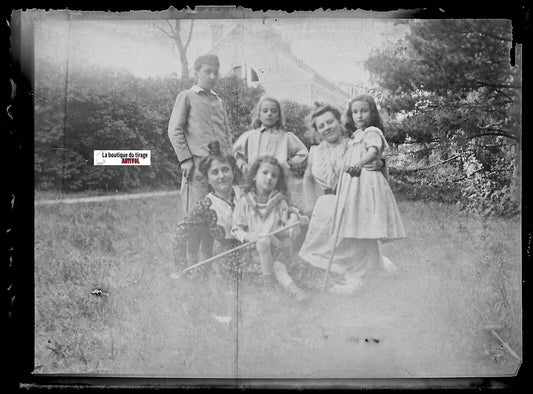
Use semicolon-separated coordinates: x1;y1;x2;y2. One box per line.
168;53;405;303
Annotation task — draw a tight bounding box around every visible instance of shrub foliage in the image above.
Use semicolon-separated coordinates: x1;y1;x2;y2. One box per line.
34;64;271;191
366;20;521;216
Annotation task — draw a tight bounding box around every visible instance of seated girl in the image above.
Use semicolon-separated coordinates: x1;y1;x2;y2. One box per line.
173;143;309;304
173;141;248;277
231;156;310;302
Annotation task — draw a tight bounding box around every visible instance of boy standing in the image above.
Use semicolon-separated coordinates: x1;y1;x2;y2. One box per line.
168;54;232;262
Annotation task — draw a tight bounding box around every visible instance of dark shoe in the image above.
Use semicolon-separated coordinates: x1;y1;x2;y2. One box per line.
286;282;311;303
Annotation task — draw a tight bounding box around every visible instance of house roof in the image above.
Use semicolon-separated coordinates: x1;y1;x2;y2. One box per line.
208;25;349;101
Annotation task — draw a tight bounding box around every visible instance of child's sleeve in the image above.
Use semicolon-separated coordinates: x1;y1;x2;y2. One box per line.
233;131;250;171
287;203;301;221
278;199;290;227
167;91;192;163
286;132;309;167
230;198;249;243
363;127;384;153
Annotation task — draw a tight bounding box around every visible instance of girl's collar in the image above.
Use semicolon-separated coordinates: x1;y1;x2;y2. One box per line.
246;190;287;217
210;188;237;209
259;125;281;133
252;189;278;202
349;129;363;142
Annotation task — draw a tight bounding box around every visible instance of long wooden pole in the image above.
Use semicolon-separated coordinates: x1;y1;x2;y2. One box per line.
321;169;351;293
181;221;303;274
185;179;190;213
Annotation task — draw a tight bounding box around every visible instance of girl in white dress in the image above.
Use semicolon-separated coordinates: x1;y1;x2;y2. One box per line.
298;104;395;294
331;94;406;294
231;156;310;302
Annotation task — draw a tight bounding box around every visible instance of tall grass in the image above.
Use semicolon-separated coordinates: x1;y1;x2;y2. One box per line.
34;189;521;378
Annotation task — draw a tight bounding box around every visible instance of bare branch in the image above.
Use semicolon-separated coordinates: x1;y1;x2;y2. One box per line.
444;131;518;143
478;30;513;43
166;19;175;35
477;122;506;130
173;20;184;51
154;24;174;39
393;154;461;173
451;168;483;183
474;80;522;90
184;19;194;50
474;130;518;140
405;146;434;156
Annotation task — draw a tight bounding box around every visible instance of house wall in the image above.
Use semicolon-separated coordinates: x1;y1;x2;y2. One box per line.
210;28;348;107
259;80;312;104
310;81;349;109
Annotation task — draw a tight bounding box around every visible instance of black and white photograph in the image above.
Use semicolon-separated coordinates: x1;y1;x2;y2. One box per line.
11;5;523;387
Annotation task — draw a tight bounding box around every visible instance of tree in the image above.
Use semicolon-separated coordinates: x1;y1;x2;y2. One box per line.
34;65;269;191
215;75;264;140
366;19;521;215
156;20;194;89
33;64;313;192
281;100;313;176
281;100;313;148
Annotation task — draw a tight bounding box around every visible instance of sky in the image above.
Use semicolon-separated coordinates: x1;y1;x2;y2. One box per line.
33;12;409;86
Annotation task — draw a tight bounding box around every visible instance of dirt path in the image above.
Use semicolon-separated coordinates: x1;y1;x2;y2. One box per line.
34;190;178;206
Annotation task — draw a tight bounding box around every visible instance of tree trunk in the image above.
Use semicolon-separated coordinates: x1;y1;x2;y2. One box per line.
180;57;190;90
172;19;194;90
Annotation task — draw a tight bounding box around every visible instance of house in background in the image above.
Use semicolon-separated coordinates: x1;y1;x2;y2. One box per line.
207;24;351;108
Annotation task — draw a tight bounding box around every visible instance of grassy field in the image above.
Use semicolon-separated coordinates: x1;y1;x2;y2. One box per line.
34;184;522;382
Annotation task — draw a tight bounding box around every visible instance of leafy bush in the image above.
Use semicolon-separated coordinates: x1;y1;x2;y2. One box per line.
387;140;519;216
367;20;520;217
34;65;266;191
34;61;315;191
281;100;313;177
35;62;181;192
216;75;264;140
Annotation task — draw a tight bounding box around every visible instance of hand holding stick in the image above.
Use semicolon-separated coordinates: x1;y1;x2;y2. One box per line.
181;216;309;274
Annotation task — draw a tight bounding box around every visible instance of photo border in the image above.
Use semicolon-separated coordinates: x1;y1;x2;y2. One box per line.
5;1;530;391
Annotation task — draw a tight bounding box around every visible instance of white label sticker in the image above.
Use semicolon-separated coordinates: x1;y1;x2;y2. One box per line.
94;150;151;166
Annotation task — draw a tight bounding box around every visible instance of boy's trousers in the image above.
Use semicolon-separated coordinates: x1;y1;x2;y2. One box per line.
180;155;209;214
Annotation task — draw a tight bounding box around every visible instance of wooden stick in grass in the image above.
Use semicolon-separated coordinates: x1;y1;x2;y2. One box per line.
182;217;309;274
321;168;352;293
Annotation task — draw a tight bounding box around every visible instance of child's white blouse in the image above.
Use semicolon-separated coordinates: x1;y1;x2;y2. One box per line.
205;186;243;239
231;191;290;242
233;126;308;170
